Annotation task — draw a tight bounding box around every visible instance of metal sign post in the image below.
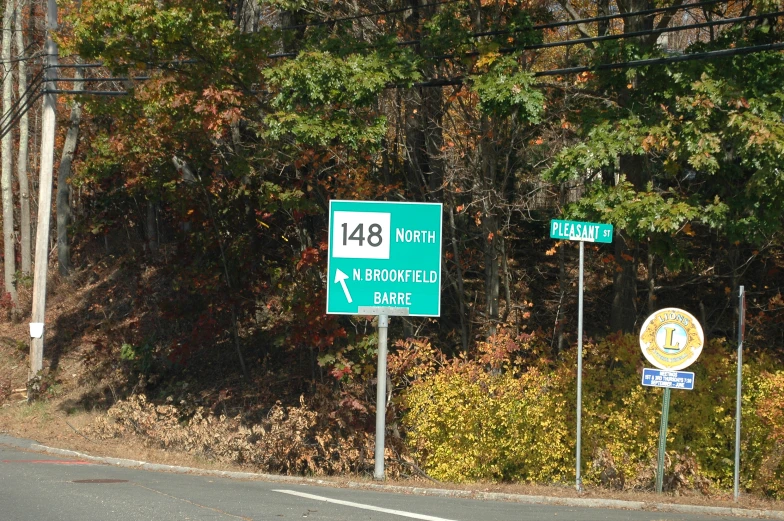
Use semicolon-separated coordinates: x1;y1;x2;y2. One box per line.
656;387;672;493
734;285;746;502
576;240;584;491
327;200;443;480
641;366;696;489
374;314;389;481
639;307;705;493
550;219;613;492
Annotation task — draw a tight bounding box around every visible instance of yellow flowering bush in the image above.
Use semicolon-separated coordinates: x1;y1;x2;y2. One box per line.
404;363;571;482
399;332;784;495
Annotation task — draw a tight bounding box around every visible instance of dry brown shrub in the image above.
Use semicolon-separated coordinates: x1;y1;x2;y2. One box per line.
86;393;408;477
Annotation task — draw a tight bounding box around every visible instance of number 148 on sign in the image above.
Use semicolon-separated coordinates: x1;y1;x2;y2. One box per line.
332;211;391;259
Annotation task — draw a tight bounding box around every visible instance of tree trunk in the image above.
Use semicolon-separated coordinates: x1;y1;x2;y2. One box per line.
597;0;611;36
145;200;158;255
15;0;30;275
616;0;657;46
647;249;656;315
448;204;468;351
610;233;638;333
500;234;511;323
56;60;83;276
556;242;567;356
479;114;500;338
607;1;659;332
1;0;17;304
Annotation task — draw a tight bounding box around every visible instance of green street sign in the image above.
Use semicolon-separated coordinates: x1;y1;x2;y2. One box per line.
550;219;613;243
327;200;443;316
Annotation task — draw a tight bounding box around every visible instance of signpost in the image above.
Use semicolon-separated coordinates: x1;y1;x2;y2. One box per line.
639;307;705;493
550;218;613;492
327;200;442;480
734;286;746;502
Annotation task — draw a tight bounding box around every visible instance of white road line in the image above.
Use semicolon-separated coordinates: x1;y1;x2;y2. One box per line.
274;489;459;521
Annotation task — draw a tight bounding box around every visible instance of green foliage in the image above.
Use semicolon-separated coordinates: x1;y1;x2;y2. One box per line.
544;118;645;183
120;342;155;375
318;332;378;383
547;41;784;245
264;51;420;148
472;55;544;122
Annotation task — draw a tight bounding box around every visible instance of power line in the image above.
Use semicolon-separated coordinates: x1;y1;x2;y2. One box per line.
47;58;201;72
269;0;732;58
43;89;128;95
535;40;784;77
0;70;44;140
58;76;152;82
432;11;784;60
42;34;784;95
278;0;729;39
408;40;784;87
279;0;465;31
464;0;730;41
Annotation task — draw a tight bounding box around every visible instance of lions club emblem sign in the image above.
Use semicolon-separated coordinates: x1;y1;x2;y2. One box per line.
639;308;704;371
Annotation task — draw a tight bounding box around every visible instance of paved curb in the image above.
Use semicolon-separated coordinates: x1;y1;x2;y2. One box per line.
2;434;782;520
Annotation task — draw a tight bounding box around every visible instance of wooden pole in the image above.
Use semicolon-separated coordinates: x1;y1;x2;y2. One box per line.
29;0;58;379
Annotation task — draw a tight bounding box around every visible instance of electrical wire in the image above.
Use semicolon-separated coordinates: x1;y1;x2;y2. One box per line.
8;2;781;101
535;40;784;76
43;89;128;95
431;11;784;60
279;0;465;31
277;0;729;39
408;40;784;87
270;0;732;58
0;70;45;140
0;69;43;130
58;76;152;82
465;0;731;40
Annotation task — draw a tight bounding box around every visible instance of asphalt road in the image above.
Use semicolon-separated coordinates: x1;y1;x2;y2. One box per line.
0;440;749;521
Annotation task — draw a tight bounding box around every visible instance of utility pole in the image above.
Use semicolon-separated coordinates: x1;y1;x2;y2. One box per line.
29;0;58;380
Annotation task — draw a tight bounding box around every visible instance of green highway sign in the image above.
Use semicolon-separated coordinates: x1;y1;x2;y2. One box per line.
550;219;613;243
327;200;443;317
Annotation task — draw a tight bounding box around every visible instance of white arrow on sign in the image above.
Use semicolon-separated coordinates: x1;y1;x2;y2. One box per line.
334;269;353;303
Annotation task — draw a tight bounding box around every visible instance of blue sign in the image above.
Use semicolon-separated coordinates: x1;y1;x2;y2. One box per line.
642;368;695;390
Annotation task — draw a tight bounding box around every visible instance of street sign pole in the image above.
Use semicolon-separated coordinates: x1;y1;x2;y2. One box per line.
734;285;746;501
576;241;584;492
374;314;389;480
549;219;612;493
656;387;672;493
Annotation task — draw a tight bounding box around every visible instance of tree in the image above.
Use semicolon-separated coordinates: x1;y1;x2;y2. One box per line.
56;59;83;276
545;2;784;334
1;0;16;305
15;0;30;276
